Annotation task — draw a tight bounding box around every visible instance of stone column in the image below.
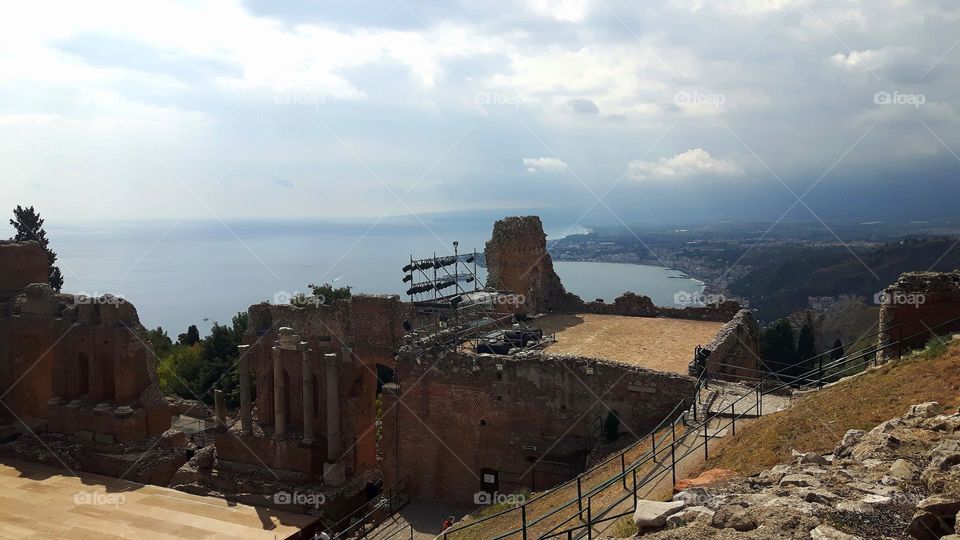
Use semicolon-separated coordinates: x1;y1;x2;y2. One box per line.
300;342;314;445
272;344;286;438
322;348;348;486
237;344;252;435
214;389;226;430
324;352;341;459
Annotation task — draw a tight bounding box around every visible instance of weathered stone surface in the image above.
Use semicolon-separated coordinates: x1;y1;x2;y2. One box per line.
834;429;865;458
780;474;821;488
809;524;861;539
666;506;714;528
878;271;960;360
887;458;917;481
710;503;757;531
796;451;830;466
0;241;48;300
907;402;944;419
633;499;685;529
672;488;709;507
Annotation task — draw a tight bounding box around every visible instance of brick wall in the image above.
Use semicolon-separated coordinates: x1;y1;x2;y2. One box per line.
878;271;960;359
697;309;760;381
0;241;48;300
381;349;695;503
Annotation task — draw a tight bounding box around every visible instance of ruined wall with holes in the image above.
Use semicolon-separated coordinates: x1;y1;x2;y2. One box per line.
222;295;405;476
381;347;695;503
695;309;760;381
0;241;48;300
0;276;170;443
878;271;960;360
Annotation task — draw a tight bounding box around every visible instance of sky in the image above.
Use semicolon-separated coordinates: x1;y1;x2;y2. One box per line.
2;0;959;226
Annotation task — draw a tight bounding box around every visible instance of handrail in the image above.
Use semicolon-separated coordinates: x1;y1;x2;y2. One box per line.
332;475;412;539
443;313;960;540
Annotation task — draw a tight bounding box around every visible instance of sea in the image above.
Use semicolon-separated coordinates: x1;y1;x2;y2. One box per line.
45;219;705;336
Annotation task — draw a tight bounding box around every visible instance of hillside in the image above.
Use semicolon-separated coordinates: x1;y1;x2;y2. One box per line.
730;237;960;320
704;338;960;476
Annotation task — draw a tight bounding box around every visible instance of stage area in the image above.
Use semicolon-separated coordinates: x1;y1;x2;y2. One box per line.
539;314;724;374
0;458;315;539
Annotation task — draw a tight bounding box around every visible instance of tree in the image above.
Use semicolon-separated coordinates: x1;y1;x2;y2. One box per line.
146;327;174;359
830;339;844;361
797;315;817;369
177;325;201;346
760;319;800;378
10;205;64;290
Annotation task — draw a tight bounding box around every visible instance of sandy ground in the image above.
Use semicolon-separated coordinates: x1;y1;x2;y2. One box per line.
539;314;724;375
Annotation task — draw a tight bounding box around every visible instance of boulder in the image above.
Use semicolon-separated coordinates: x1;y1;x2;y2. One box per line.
887;459;917;481
907;402;944;420
929;439;960;471
665;506;714;528
672;488;708;507
796;451;829;466
633;499;685;530
802;488;839;504
833;429;864;458
711;503;757;532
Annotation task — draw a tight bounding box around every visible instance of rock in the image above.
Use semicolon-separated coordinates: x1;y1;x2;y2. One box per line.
836;500;873;513
810;524;861;539
711;503;757;532
796;452;829;466
633;499;685;530
802;488;839;504
672;488;708;507
907;402;943;419
834;429;865;458
665;506;714;528
929;439;960;471
918;495;960;518
160;429;188;449
189;445;216;470
907;511;949;540
780;474;821;488
887;459;917;481
861;494;891;505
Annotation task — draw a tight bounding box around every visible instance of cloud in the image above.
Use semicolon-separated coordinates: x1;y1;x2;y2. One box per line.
627;149;744;181
273;178;294;188
523;157;570;173
565;98;599;114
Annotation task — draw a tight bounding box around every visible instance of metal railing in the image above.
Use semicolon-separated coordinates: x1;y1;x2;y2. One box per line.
443;315;960;540
332;475;411;539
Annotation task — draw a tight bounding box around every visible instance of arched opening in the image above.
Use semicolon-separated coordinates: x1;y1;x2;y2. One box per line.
77;353;90;398
375;364;395;395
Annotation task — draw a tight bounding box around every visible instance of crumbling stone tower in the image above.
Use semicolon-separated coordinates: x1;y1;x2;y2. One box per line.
484;216;583;313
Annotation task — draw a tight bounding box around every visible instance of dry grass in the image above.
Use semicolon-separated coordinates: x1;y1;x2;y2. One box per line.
540;314;723;375
704;340;960;476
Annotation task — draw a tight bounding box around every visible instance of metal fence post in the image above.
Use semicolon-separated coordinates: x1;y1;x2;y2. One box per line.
651;432;657;463
521;504;528;540
703;421;709;460
670;440;676;486
586;499;593;540
621;453;627;489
